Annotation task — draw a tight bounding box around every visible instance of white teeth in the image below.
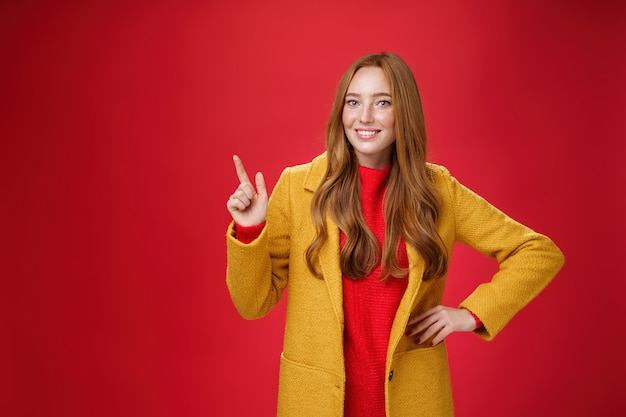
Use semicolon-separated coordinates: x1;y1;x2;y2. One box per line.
357;130;378;136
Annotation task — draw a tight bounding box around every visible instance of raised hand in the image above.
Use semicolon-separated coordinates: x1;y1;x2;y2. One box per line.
226;155;268;227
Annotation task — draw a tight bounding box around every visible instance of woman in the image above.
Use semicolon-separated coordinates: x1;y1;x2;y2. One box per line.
225;52;564;417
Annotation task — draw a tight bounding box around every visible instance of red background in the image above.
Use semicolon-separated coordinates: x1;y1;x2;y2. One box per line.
2;1;625;416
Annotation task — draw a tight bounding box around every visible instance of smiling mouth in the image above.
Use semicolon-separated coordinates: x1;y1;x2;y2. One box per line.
356;129;380;137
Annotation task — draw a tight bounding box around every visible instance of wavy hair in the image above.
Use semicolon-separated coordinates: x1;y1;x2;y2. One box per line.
305;52;448;281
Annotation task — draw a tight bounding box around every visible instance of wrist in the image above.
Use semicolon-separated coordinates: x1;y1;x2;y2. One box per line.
466;309;482;330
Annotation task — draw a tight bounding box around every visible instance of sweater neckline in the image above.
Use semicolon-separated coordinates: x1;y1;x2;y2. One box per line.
358;164;391;175
358;164;390;196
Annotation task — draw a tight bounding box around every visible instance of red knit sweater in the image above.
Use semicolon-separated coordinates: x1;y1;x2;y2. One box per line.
234;165;408;417
342;166;408;417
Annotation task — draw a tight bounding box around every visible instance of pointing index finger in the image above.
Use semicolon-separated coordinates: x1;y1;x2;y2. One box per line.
233;155;251;185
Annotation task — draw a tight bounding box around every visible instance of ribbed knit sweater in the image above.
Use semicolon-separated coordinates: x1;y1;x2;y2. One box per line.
342;165;408;417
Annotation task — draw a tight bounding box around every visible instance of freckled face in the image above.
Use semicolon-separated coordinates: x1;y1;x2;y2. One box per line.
342;66;395;169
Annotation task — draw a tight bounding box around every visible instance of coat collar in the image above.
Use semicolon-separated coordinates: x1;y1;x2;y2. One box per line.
303;152;328;192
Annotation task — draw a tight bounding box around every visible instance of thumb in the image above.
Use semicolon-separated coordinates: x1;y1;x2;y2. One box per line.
255;172;267;199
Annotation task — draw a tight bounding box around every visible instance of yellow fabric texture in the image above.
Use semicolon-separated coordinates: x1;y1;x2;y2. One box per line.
226;153;564;417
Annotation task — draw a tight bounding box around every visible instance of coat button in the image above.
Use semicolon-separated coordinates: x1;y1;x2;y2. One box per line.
388;370;394;381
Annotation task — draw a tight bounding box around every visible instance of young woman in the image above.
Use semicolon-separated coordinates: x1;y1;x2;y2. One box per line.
225;52;564;417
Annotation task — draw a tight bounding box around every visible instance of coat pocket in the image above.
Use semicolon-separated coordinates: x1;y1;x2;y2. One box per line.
387;343;454;417
277;352;344;417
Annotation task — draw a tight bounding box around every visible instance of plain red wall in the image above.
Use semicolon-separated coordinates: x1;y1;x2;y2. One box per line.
2;1;625;416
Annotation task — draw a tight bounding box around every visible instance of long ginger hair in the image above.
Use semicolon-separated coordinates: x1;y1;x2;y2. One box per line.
305;52;448;281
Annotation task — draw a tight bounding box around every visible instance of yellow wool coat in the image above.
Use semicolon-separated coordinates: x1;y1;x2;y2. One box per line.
226;153;564;417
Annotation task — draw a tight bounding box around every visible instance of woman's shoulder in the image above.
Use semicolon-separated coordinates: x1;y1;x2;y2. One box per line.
287;152;327;173
274;153;327;192
426;162;452;181
425;163;459;202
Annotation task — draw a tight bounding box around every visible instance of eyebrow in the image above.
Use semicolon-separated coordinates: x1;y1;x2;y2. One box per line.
345;92;392;98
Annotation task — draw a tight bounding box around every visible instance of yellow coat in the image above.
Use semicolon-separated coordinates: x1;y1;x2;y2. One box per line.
226;153;564;416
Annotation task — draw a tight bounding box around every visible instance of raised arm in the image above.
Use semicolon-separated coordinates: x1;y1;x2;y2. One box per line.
225;157;291;320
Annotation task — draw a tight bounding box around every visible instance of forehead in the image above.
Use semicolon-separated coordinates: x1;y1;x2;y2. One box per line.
346;66;391;94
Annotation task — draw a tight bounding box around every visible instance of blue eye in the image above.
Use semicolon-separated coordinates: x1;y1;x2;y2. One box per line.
346;100;358;106
378;100;391;106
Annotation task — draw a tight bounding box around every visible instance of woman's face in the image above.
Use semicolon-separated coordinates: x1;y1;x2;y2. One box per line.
342;66;395;169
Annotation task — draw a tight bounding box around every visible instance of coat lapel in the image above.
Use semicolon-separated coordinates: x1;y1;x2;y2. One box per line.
388;245;425;356
319;220;344;326
303;153;344;326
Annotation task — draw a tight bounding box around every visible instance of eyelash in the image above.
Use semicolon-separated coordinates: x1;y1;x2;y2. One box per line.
346;100;391;107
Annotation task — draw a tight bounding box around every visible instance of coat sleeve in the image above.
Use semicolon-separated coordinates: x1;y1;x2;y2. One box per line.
225;167;292;320
440;170;565;340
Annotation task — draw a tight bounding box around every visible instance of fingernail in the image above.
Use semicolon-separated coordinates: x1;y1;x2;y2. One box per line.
429;342;434;347
414;339;420;345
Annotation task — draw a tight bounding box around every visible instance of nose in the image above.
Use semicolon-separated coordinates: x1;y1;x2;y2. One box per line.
359;106;374;123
